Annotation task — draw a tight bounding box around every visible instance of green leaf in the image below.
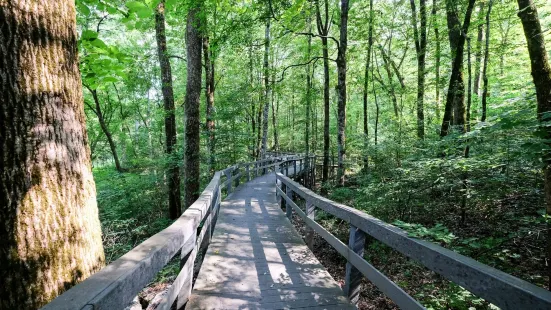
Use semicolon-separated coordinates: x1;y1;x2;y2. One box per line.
78;3;91;16
81;30;98;40
126;1;153;18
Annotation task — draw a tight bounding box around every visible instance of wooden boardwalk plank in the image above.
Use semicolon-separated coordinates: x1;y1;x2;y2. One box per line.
186;173;355;310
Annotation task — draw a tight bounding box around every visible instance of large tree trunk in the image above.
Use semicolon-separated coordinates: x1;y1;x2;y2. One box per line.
155;0;181;219
336;0;349;186
184;3;202;208
363;0;374;170
432;0;442;120
516;0;551;290
260;12;271;159
440;0;476;137
410;0;427;139
315;0;331;188
480;0;493;122
0;1;105;307
203;36;216;174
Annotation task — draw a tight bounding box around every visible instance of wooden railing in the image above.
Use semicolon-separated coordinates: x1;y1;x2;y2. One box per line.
42;155;307;310
276;172;551;310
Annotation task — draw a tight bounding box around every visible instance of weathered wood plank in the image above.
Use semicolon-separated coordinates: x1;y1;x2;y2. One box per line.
344;225;366;304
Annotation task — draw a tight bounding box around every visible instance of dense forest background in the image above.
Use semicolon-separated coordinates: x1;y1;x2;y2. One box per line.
42;0;551;308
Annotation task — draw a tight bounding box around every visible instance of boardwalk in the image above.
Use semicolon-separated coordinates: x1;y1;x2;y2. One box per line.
186;173;354;309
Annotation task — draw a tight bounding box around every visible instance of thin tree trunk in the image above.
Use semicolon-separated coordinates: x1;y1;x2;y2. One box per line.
336;0;349;186
203;37;216;175
516;0;551;290
481;0;493;122
0;1;105;307
440;0;476;137
363;0;374;170
271;52;279;151
410;0;427;139
249;47;256;159
315;0;331;188
260;11;271;159
373;53;380;146
87;87;125;172
155;0;181;219
432;0;442;120
473;1;485;97
467;38;472;133
184;3;202;208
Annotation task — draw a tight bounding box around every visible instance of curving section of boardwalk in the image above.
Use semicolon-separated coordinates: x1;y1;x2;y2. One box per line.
186;173;354;309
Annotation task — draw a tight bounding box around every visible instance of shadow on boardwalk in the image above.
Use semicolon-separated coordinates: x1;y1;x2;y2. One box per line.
186;173;354;309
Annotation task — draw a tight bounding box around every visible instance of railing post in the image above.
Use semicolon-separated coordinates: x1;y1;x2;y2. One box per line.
293;160;297;177
313;155;316;186
344;225;366;305
234;166;240;188
305;200;316;250
280;182;286;209
246;163;250;182
285;186;293;221
225;167;232;194
285;161;289;176
275;162;280;174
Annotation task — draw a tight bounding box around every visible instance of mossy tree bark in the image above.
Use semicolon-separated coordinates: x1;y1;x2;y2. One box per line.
155;0;181;219
184;2;203;208
0;1;105;308
516;0;551;290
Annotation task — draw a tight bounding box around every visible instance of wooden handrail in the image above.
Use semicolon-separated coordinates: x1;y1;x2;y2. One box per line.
42;155;306;310
275;172;551;310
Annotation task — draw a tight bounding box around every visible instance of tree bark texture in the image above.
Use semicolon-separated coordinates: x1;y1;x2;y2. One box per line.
155;0;181;219
0;1;105;307
184;4;202;208
516;0;551;290
336;0;349;186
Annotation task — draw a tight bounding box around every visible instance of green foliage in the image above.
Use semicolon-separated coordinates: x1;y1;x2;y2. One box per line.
393;221;457;245
95;167;172;262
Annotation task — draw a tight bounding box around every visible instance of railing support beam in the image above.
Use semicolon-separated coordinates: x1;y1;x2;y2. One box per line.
344;225;366;305
225;168;232;193
285;186;293;221
305;201;316;250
